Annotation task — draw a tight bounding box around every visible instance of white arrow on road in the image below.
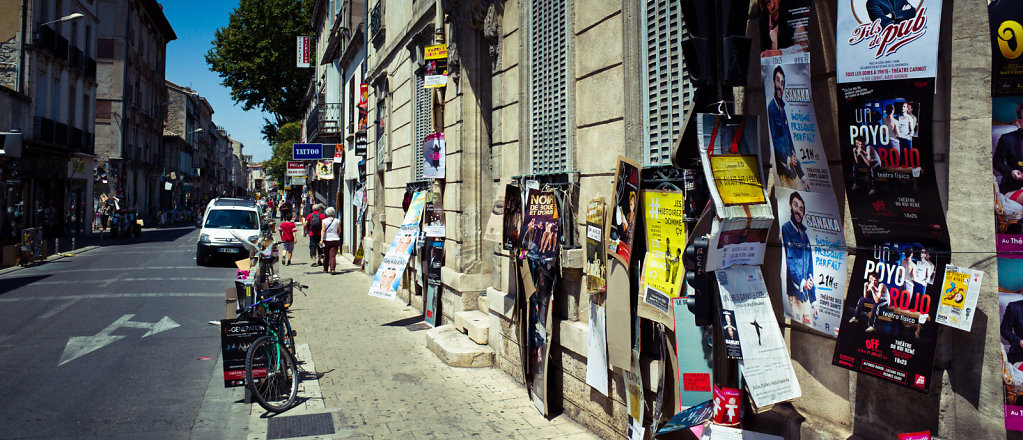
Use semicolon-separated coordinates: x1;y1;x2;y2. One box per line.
59;314;180;366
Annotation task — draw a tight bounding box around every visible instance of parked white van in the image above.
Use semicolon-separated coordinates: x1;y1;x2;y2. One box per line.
196;198;261;265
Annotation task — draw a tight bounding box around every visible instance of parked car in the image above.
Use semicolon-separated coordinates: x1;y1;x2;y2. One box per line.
196;199;261;266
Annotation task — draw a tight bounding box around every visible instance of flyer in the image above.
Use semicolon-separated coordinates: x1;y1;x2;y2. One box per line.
833;242;946;393
758;0;811;56
585;198;607;294
992;96;1023;255
642;190;686;296
836;78;949;244
369;191;426;299
761;52;835;193
424;200;446;238
997;258;1023;431
990;0;1023;95
777;188;849;336
638;259;676;330
423;133;445;179
608;156;641;265
585;300;609;396
716;265;801;407
519;189;560;262
656;399;713;436
502;184;522;251
836;0;943;83
934;265;983;331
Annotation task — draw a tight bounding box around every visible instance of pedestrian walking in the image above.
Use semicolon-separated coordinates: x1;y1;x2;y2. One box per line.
279;212;297;265
320;207;341;274
305;203;326;266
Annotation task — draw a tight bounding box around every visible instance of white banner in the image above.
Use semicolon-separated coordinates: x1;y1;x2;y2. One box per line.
297;36;311;68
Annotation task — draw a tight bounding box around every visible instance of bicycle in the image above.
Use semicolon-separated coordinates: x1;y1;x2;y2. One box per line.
242;282;299;413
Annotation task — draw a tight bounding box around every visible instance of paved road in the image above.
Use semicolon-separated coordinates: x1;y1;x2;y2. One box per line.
0;227;243;440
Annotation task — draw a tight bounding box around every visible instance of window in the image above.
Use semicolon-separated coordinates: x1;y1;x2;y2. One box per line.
641;0;691;165
528;0;569;174
37;70;47;117
412;72;432;181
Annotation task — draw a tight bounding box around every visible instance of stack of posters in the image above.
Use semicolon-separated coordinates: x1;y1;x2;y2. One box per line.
832;0;950;394
368;191;427;299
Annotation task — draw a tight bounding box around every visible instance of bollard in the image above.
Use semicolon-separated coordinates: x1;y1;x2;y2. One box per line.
55;238;60;255
72;237;76;251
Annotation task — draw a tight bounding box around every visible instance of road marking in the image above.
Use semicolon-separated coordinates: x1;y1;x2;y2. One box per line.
0;266;216;277
38;297;82;319
0;292;224;303
32;277;226;285
59;314;180;365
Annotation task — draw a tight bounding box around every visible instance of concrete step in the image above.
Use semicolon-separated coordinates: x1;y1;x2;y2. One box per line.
426;325;494;368
454;310;490;345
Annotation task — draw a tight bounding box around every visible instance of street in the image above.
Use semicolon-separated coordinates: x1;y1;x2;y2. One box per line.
0;227;242;440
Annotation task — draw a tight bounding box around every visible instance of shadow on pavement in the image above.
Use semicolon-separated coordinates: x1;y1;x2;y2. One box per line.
380;315;424;328
0;274;52;294
86;226;198;248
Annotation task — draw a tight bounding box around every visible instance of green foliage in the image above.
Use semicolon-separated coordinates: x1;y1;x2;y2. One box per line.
206;0;315;138
263;121;302;185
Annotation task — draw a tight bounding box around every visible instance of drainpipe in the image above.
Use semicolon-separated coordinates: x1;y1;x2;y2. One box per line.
433;0;445;135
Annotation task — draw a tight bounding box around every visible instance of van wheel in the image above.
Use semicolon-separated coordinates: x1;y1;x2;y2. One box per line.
196;249;207;266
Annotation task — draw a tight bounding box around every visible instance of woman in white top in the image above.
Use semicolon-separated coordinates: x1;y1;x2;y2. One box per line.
320;207;342;274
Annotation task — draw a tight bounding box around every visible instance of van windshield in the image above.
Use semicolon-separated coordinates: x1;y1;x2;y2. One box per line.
204;209;259;229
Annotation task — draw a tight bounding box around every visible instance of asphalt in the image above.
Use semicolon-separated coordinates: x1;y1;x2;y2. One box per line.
0;226;245;440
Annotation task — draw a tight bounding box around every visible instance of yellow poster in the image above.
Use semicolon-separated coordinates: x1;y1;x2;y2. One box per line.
642;190;686;297
709;155;766;205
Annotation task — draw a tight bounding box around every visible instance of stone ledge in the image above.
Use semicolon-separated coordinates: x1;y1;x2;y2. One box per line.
425;325;494;368
454;310;490;344
488;287;515;319
440;266;492;292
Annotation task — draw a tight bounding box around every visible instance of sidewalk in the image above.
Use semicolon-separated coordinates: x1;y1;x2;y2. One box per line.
268;232;600;439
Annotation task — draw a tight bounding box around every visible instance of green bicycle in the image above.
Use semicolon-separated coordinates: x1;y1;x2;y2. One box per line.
242;282;299;413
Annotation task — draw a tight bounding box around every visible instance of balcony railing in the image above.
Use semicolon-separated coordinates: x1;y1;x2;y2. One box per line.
307;102;342;140
370;2;384;44
31;117;91;153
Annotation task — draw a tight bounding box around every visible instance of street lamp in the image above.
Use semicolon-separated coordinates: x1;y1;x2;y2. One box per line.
40;13;84;27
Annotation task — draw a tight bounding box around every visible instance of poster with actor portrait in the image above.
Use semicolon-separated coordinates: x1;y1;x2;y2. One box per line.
992;96;1023;255
990;0;1023;95
519;189;560;262
997;258;1023;431
777;188;849;336
833;242;946;393
369;191;426;299
837;78;949;244
608;156;641;266
836;0;943;83
502;184;522;251
759;0;811;56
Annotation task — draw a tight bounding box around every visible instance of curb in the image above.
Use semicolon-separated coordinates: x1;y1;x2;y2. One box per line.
0;243;103;276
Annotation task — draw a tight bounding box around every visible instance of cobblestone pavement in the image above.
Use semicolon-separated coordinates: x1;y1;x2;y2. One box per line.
253;232;600;439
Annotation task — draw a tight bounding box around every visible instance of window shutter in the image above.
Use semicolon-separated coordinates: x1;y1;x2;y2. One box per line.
412;72;432;181
529;0;568;174
642;0;690;166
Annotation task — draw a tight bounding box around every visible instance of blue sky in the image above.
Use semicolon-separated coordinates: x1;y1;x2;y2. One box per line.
161;0;273;162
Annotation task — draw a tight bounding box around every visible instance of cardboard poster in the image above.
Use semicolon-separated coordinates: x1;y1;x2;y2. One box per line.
758;0;811;56
608;156;641;265
992;96;1023;255
527;264;556;416
585;198;607;294
934;265;983;331
220;317;267;387
997;258;1023;431
716;266;801;407
585;301;609;396
991;0;1023;95
424;239;444;327
625;350;645;423
423;133;445;179
657;399;713;436
519;189;560;262
777;188;849;336
502;185;522;251
833;242;946;392
483;193;505;244
315;160;334;180
672;297;714;408
642;190;686;296
352;244;364;266
836;0;943;83
607;259;634;371
761;52;834;193
369;191;427;299
837;78;949;244
424;201;445;238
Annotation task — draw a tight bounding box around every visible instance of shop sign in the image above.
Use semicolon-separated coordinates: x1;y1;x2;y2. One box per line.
286;161;306;177
292;143;322;160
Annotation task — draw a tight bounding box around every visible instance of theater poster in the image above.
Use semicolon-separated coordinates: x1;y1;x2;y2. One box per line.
642;190;686;297
502;184;522;251
833;242;947;393
837;78;949;244
608;156;641;266
585;198;607;294
758;0;811;56
527;264;556;416
519;189;560;263
992;96;1023;255
998;258;1023;431
990;0;1023;95
777;188;848;337
836;0;943;83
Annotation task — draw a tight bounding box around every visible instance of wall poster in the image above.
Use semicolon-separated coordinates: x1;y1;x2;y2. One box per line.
585;198;607;294
502;184;522;251
836;0;943;83
527;263;557;416
608;156;641;266
368;191;426;299
423;133;445;179
519;189;560;263
424;238;444;327
642;190;686;297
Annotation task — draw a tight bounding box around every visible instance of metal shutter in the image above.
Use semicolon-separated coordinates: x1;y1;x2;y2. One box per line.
413;72;432;181
529;0;568;174
642;0;690;165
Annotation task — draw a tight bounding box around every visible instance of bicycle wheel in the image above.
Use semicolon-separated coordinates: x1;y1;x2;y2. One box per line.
281;314;296;356
245;336;298;413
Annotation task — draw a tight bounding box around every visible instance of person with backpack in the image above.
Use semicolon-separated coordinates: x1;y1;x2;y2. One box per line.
305;203;326;266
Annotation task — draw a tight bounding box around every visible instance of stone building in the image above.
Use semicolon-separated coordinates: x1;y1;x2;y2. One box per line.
308;0;1010;438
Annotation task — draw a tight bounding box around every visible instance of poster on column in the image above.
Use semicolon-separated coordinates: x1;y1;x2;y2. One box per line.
836;0;943;83
833;242;946;393
424;238;444;327
934;264;983;331
992;96;1023;255
761;52;834;193
837;78;949;244
641;190;686;297
528;264;556;416
422;133;445;179
758;0;811;56
608;156;641;266
585;198;607;294
997;258;1023;431
715;266;801;407
519;189;560;263
777;188;848;337
990;0;1023;95
368;191;427;299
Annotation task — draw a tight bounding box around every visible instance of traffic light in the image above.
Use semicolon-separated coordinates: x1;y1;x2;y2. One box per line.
684;236;713;326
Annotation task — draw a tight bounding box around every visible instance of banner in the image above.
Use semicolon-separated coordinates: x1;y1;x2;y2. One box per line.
286;161;306;177
992;1;1023;95
424;44;448;88
833;242;946;392
519;189;559;262
296;36;310;68
315;160;334;180
836;0;943;83
369;191;427;299
935;265;983;331
358;83;369;130
716;266;801;408
608;156;641;266
423;133;445;179
585;198;607;294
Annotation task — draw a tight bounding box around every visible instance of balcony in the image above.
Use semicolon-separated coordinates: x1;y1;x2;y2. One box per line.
31;117;91;153
306;102;342;140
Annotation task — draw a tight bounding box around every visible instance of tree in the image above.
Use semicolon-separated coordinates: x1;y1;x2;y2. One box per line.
264;121;302;185
206;0;314;138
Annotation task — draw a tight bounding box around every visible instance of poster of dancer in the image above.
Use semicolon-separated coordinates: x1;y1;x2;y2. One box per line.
518;189;560;262
422;133;445;179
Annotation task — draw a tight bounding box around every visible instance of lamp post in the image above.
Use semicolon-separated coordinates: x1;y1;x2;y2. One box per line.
40;13;84;27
